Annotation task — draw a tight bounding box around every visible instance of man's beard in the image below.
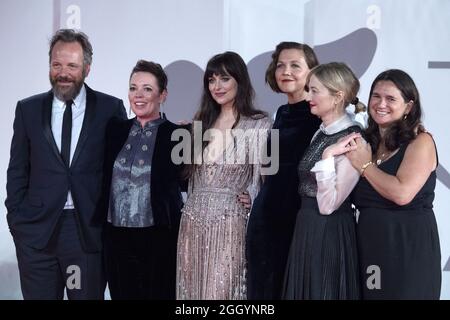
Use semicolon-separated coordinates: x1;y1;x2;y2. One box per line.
50;74;85;101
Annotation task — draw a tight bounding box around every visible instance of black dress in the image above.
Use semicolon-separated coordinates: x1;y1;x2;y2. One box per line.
353;142;441;299
283;126;361;300
246;101;321;300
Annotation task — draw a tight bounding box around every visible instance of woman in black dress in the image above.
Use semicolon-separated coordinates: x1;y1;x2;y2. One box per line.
282;62;363;300
344;69;441;299
246;42;321;299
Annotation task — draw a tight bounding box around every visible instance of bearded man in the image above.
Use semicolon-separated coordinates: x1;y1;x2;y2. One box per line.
5;29;126;300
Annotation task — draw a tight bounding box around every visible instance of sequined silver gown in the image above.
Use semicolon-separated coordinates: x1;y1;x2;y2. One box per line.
176;116;272;300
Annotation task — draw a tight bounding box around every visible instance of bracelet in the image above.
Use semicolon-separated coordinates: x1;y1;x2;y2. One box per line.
360;161;374;177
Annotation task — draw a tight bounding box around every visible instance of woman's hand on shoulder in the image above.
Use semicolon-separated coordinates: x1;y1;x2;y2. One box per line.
322;132;361;159
177;120;192;125
345;136;372;171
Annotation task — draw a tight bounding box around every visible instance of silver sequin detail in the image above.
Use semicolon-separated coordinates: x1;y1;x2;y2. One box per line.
176;116;272;300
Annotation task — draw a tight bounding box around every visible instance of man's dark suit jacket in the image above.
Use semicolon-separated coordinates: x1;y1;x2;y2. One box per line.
5;84;126;253
96;117;188;231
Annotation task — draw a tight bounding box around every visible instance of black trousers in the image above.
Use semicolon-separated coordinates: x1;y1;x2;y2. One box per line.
13;210;105;300
104;223;178;300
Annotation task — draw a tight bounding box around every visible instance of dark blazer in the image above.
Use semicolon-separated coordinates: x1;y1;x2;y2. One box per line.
5;84;127;252
96;117;188;230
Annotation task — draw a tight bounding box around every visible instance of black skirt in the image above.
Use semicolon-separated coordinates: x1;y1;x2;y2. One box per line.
282;197;360;300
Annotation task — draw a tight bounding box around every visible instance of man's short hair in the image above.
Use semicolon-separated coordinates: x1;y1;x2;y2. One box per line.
49;29;93;66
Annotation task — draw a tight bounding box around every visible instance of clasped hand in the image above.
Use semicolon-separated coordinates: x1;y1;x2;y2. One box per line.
322;132;372;171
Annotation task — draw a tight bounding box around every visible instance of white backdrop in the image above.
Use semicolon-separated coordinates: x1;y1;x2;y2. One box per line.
0;0;449;299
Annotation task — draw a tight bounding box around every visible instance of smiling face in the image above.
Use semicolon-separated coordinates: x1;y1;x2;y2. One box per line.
49;41;90;101
128;71;166;125
208;72;238;109
369;80;412;129
275;49;310;102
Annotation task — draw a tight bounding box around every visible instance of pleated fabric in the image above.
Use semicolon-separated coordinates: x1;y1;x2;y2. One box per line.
282;197;360;299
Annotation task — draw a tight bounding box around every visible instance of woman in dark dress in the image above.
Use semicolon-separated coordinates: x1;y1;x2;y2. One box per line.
246;42;321;300
283;62;363;300
344;69;441;299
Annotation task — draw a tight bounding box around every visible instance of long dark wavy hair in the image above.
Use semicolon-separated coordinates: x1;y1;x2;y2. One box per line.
194;51;266;129
366;69;425;154
184;51;266;178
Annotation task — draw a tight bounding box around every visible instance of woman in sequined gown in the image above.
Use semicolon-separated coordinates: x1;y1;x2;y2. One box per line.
176;52;272;300
283;63;363;299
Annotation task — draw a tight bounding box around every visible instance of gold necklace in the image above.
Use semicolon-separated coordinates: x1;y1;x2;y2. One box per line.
376;153;386;165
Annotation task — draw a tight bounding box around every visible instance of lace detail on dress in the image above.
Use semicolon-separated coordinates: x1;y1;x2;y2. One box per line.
298;126;361;197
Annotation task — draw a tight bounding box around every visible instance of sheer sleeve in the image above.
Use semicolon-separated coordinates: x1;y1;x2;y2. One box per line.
247;117;272;205
310;155;360;215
